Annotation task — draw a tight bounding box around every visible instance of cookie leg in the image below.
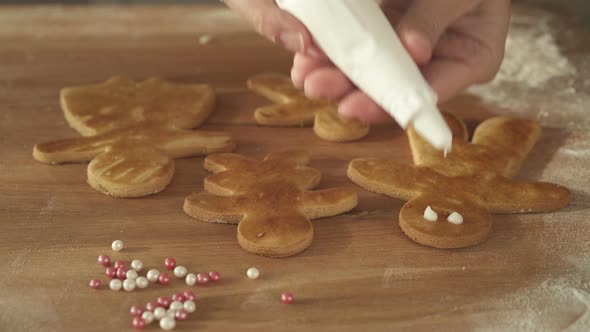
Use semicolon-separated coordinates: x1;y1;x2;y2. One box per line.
314;107;369;142
237;213;313;258
254;103;316;127
87;146;174;197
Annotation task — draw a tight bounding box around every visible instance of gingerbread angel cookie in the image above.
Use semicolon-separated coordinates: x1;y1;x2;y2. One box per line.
348;113;570;248
247;73;370;142
183;151;358;257
34;76;235;197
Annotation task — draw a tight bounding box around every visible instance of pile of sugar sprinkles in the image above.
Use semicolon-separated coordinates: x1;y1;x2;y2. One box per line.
88;240;294;330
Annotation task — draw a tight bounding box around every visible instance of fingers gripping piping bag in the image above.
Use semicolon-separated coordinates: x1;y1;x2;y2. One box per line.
276;0;452;153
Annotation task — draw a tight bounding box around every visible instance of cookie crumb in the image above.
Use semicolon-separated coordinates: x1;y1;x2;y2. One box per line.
423;206;438;222
257;232;265;238
199;34;213;45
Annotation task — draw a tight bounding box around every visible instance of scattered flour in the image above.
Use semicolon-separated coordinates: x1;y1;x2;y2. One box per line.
381;268;395;288
473;209;590;331
476;12;577;88
471;278;590;332
491;14;576;88
556;131;590;159
0;290;62;332
559;148;590;158
468;9;580;113
40;196;61;216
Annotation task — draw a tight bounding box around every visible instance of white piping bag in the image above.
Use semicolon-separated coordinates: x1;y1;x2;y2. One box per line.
276;0;452;152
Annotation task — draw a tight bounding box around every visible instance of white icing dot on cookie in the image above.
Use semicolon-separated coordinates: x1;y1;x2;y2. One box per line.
447;212;464;225
423;206;438;222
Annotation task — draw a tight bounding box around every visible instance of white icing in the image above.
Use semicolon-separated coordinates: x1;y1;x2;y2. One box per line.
423;206;438;222
447;212;464;225
276;0;452;151
413;110;453;152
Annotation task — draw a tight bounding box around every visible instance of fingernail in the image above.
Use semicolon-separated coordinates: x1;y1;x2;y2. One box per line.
337;104;350;117
306;46;324;59
401;30;432;64
290;67;304;89
278;32;305;53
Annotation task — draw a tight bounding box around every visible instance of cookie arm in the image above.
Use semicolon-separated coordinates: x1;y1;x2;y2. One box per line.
203;153;254;173
153;129;234;159
299;188;358;220
254;103;317;127
484;177;571;213
247;73;303;103
204;172;241;196
347;158;425;201
183;192;245;224
264;150;311;166
289;167;322;190
33;136;111;164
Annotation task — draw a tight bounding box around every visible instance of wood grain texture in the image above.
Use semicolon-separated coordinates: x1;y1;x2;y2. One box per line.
0;4;589;332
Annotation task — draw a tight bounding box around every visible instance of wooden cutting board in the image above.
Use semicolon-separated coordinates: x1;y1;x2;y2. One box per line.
0;4;589;331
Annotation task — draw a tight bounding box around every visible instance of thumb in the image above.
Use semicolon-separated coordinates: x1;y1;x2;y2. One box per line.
395;0;480;65
223;0;313;54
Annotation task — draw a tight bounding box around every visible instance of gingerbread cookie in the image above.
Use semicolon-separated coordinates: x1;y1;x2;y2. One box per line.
33;76;235;197
348;113;570;248
247;73;370;142
183;151;358;257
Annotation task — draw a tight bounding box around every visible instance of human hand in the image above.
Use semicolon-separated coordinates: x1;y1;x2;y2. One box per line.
291;0;511;122
222;0;322;57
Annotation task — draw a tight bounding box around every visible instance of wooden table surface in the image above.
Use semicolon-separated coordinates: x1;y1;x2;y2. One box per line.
1;4;589;332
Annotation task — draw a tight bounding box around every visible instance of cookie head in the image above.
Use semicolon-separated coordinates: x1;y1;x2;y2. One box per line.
86;144;175;197
61;76;215;136
398;196;492;249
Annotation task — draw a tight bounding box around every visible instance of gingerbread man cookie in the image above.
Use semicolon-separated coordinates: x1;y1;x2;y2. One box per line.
348;113;571;248
33;76;235;197
247;73;370;142
183;151;358;257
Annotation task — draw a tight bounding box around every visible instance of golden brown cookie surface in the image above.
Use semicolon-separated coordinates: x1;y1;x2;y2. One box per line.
348;113;571;248
61;76;216;136
184;151;358;257
247;73;370;142
34;77;234;197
